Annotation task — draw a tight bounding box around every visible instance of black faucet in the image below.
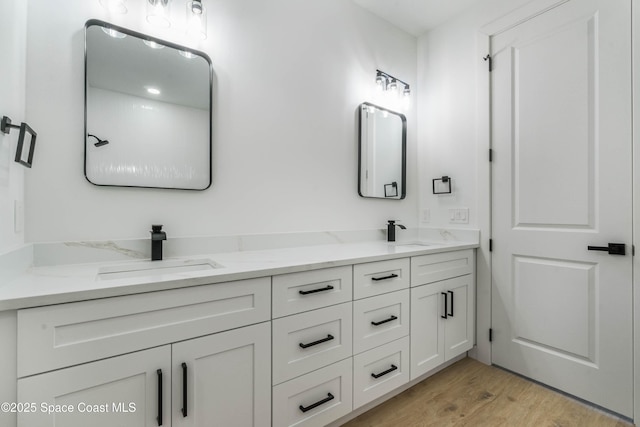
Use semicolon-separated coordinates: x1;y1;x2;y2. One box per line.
150;225;167;261
387;220;406;242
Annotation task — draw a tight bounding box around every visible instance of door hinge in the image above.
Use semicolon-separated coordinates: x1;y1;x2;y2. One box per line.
483;54;492;72
489;239;493;252
489;328;493;342
489;148;493;162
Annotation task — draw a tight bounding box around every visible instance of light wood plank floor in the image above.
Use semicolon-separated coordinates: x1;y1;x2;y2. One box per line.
342;358;632;427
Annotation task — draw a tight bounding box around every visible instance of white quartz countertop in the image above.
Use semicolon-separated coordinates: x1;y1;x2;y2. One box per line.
0;240;478;311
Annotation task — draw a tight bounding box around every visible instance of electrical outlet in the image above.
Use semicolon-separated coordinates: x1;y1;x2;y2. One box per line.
448;208;469;224
14;200;24;233
421;209;430;223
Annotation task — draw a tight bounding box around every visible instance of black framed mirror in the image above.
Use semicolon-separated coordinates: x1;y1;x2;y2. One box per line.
84;20;212;190
358;102;406;199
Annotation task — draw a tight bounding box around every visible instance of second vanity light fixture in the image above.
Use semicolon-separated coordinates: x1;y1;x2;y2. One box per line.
99;0;207;40
376;69;411;108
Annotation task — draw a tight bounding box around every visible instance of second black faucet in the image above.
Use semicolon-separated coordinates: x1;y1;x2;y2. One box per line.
387;220;406;242
151;225;167;261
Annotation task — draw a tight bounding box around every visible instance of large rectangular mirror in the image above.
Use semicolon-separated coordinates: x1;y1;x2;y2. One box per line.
358;102;406;199
84;20;212;190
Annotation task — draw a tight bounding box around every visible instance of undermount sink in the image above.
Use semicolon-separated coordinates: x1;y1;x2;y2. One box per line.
97;258;223;281
394;242;432;248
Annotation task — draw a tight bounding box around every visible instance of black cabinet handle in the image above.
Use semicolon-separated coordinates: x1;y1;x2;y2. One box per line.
587;243;626;255
299;334;334;349
181;362;188;418
299;285;334;295
441;292;448;319
299;393;335;413
156;369;163;426
448;290;454;317
371;315;398;326
371;273;398;282
371;364;398;379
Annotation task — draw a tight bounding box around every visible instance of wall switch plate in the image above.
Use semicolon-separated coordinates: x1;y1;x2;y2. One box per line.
421;209;430;223
448;208;469;224
14;200;24;233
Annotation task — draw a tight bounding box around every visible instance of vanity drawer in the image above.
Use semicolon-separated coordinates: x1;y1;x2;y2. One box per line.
273;358;353;427
272;302;352;385
17;277;270;378
353;336;410;410
353;258;410;300
353;289;409;355
411;249;474;286
272;266;352;318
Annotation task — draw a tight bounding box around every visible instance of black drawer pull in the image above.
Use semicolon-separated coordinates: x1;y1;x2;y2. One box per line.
181;362;188;417
156;369;163;426
448;290;454;317
441;292;448;319
299;393;335;413
299;285;334;295
371;273;399;282
371;315;398;326
299;334;334;349
371;364;398;379
587;243;626;255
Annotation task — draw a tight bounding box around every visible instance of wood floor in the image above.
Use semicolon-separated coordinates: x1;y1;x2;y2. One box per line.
342;358;632;427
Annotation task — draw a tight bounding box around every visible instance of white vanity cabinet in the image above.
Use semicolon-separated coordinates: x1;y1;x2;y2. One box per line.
410;250;475;380
16;278;272;427
351;258;411;410
5;244;477;427
271;268;354;427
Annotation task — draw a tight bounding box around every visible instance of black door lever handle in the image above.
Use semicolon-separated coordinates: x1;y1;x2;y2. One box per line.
587;243;626;255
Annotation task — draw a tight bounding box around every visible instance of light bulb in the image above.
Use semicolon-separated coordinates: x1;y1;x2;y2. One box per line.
99;0;127;14
102;27;126;39
186;0;207;40
147;0;171;28
143;40;165;49
375;74;385;91
179;50;196;59
146;87;161;95
388;79;398;93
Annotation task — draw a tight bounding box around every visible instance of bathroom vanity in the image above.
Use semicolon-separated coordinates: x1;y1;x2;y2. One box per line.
0;239;476;427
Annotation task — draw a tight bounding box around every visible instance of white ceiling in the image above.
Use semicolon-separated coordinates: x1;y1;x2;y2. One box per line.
353;0;488;36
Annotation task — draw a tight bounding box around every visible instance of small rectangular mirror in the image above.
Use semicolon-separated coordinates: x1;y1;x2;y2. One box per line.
358;102;406;199
84;20;212;190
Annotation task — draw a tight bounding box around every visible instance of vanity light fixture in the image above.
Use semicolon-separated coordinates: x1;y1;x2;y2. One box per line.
1;116;37;168
186;0;208;40
375;70;411;109
99;0;128;15
147;0;172;28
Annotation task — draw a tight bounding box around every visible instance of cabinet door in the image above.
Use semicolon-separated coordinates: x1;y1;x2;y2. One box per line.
410;282;445;380
443;275;474;360
172;322;271;427
17;346;170;427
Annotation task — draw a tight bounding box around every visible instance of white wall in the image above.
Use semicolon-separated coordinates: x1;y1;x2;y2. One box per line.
416;0;530;229
0;0;27;254
25;0;418;243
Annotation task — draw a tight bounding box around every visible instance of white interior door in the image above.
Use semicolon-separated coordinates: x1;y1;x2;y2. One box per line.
490;0;632;417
